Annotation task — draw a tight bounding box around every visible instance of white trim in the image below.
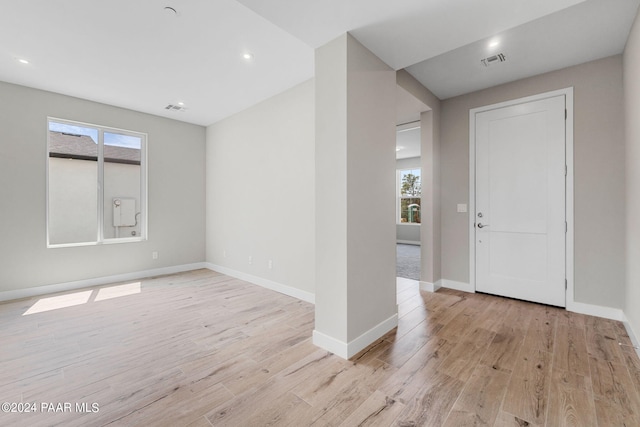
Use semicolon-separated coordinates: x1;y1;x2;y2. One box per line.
0;262;208;302
624;316;640;347
1;262;317;305
205;263;315;304
397;240;420;245
312;313;398;360
346;313;398;359
397;277;419;287
420;280;442;292
567;301;624;321
623;314;640;358
441;279;474;293
565;89;575;311
46;117;148;248
312;330;348;358
469;102;476;295
397;121;421;132
469;87;574;308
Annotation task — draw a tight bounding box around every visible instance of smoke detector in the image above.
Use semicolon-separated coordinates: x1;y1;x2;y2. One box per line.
481;53;506;67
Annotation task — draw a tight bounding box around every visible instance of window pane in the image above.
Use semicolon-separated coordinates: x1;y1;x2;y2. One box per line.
48;122;99;245
103;132;142;240
400;198;421;224
47;119;146;247
400;169;421;197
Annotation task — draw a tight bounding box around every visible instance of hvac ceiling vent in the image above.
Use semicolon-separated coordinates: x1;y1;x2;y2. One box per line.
164;104;187;112
481;53;506;67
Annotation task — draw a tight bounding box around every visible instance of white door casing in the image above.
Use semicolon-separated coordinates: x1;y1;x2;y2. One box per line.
471;92;570;307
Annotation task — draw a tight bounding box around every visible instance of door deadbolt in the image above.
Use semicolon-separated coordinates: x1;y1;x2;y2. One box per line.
477;212;483;218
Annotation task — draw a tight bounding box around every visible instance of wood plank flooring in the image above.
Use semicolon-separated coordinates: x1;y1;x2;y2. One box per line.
1;269;639;426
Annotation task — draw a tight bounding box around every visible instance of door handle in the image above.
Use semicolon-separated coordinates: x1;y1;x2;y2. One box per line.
477;223;489;228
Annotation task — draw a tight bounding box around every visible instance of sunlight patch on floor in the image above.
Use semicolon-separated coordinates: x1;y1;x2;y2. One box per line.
23;290;93;315
23;282;142;315
95;282;141;301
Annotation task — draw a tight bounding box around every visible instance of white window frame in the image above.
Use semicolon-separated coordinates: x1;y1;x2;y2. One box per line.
46;117;148;248
397;167;422;225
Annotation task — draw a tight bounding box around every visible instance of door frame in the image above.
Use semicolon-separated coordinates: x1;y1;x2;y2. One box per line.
468;87;574;308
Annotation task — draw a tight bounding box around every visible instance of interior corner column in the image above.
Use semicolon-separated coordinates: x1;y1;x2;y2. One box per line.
313;33;398;359
419;109;441;288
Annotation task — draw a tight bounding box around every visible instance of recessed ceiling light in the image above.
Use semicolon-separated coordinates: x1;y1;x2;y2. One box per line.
489;39;500;48
243;53;254;61
178;102;184;106
396;147;402;152
17;58;29;65
164;6;178;16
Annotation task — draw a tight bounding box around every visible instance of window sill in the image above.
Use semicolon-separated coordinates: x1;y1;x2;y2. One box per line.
47;237;146;249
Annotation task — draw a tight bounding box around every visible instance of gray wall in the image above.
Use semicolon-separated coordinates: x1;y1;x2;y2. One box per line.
397;70;442;284
345;34;397;340
396;225;420;244
0;81;206;293
315;33;397;346
206;79;315;295
440;55;626;309
396;156;421;169
624;9;640;338
396;156;421;244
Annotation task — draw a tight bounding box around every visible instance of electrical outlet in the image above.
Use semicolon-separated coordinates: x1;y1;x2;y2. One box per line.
152;251;158;260
248;256;252;265
268;260;273;269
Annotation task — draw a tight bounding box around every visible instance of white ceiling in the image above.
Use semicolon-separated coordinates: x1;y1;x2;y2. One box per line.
407;0;640;99
1;0;638;126
236;0;588;69
0;0;313;126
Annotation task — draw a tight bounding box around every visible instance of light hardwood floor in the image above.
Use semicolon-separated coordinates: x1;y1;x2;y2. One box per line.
1;269;639;426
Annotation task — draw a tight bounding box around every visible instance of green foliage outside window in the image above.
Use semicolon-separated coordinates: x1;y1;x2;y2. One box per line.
399;170;421;224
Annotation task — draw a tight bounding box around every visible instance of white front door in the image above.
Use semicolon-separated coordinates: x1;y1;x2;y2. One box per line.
474;95;566;307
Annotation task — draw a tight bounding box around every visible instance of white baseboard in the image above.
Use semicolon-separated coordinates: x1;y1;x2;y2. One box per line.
441;279;475;293
397;277;419;287
420;280;442;293
0;262;208;303
205;263;315;304
397;240;420;245
566;301;625;321
313;313;398;359
347;313;398;358
312;330;348;359
622;314;640;358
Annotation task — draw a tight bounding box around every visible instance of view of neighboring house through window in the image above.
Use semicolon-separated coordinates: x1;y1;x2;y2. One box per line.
47;118;147;247
398;168;421;224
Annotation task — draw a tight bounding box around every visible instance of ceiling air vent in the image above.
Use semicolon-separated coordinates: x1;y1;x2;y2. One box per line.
481;53;506;67
164;104;187;112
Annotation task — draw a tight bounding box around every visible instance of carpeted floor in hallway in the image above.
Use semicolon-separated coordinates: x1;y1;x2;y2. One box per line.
396;243;420;280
